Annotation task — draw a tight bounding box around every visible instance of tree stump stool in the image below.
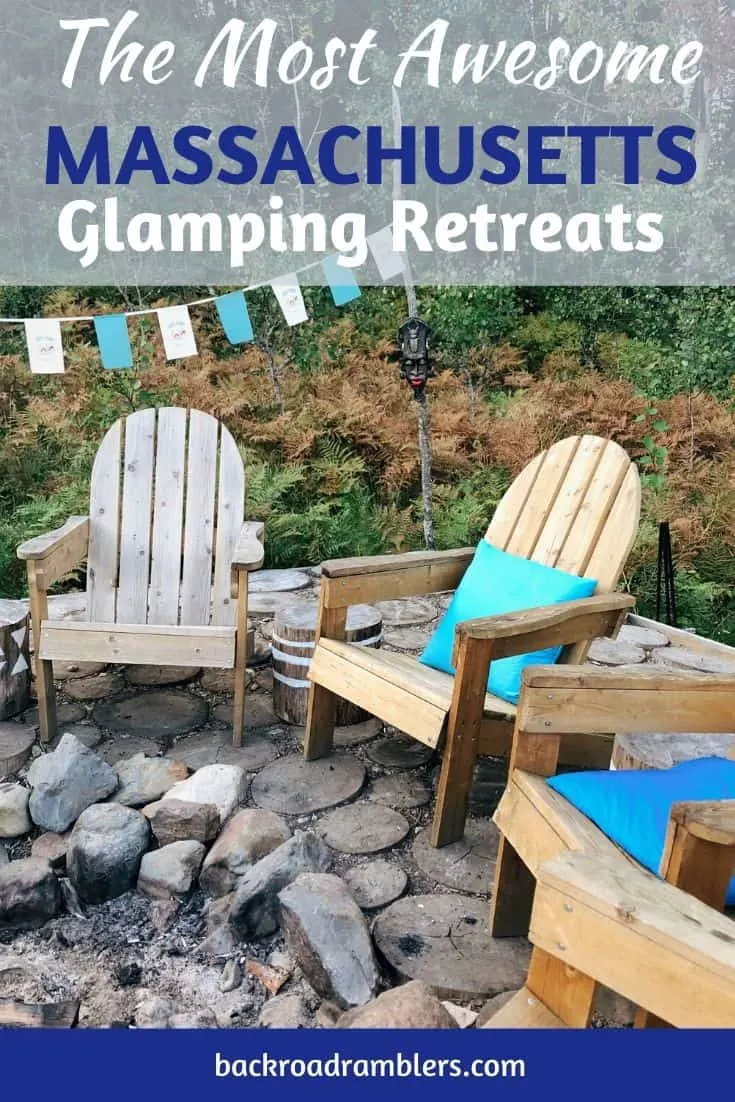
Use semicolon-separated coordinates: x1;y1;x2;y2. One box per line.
272;604;382;727
0;600;31;720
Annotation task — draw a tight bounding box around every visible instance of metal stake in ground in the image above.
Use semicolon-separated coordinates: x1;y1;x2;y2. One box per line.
393;88;436;551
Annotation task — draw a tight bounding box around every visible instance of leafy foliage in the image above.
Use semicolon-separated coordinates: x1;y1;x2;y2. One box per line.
2;283;735;643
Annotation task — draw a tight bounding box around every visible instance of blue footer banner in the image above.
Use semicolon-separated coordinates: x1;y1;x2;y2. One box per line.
0;1029;730;1101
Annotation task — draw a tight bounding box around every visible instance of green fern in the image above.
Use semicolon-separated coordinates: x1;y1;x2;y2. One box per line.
433;469;511;549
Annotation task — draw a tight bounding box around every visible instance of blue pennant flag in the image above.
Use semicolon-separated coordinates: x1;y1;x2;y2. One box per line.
94;314;133;371
216;291;254;344
322;255;361;307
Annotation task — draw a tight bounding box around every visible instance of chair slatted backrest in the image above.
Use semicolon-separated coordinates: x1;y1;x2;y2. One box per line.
485;435;640;592
86;408;244;627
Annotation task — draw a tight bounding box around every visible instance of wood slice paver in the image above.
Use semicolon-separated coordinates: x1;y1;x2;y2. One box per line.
52;661;107;681
617;624;670;650
586;637;646;666
412;819;499;894
368;734;434;769
46;593;87;621
51;723;102;750
166;730;278;772
294;717;382;751
375;599;436;628
612;731;735;771
373;894;531;1000
93;691;208;742
248;593;312;617
97;735;165;765
368;773;431;810
344;860;408;909
249;570;312;594
317;803;410;854
213;697;279;729
24;703;85;731
251;754;365;815
64;671;126;701
125;666;201;687
0;723;35;779
652;647;735;675
382;628;431;653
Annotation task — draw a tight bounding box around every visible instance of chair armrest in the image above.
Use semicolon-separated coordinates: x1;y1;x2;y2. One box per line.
454;595;634;661
455;593;635;660
231;522;265;573
319;548;474;608
531;852;735;1028
667;801;735;846
17;516;89;562
17;516;90;590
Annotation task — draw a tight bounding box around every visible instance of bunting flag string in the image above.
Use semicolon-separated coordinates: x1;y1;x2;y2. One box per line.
25;319;65;375
94;314;133;370
3;229;399;374
271;275;308;327
158;305;198;361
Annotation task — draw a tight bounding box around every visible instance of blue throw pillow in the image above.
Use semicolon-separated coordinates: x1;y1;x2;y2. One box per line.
419;540;597;705
548;757;735;906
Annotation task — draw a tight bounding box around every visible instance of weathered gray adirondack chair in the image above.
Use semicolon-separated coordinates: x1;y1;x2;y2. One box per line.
17;408;264;746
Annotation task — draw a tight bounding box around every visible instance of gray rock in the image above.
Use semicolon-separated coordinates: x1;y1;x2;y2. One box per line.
442;1001;478;1028
229;831;331;941
0;858;61;932
135;994;217;1029
258;992;310;1029
279;872;379;1009
199;894;238;959
0;782;31;837
27;734;118;832
31;832;68;871
164;764;247;821
338;981;459;1029
142;798;220;847
200;809;291;897
137;840;205;899
59;877;84;917
220;959;242;993
113;753;189;807
0;843;8;866
67;803;150;904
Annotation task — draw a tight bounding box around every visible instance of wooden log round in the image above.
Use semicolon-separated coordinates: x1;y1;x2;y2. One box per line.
272;604;382;727
612;731;735;772
0;600;31;721
652;647;735;674
0;723;35;779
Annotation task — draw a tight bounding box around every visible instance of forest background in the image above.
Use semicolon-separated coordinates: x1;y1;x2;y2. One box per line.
1;282;734;643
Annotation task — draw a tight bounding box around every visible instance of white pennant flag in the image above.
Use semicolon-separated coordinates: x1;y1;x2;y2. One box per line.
368;227;405;280
271;275;308;326
25;319;65;374
158;305;198;360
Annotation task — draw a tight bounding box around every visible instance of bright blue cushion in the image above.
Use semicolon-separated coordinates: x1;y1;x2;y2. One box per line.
548;757;735;906
419;540;597;705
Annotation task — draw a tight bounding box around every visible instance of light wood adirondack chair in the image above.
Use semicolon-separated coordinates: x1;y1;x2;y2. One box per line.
489;665;735;1023
17;407;264;747
304;434;641;848
484;851;735;1029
